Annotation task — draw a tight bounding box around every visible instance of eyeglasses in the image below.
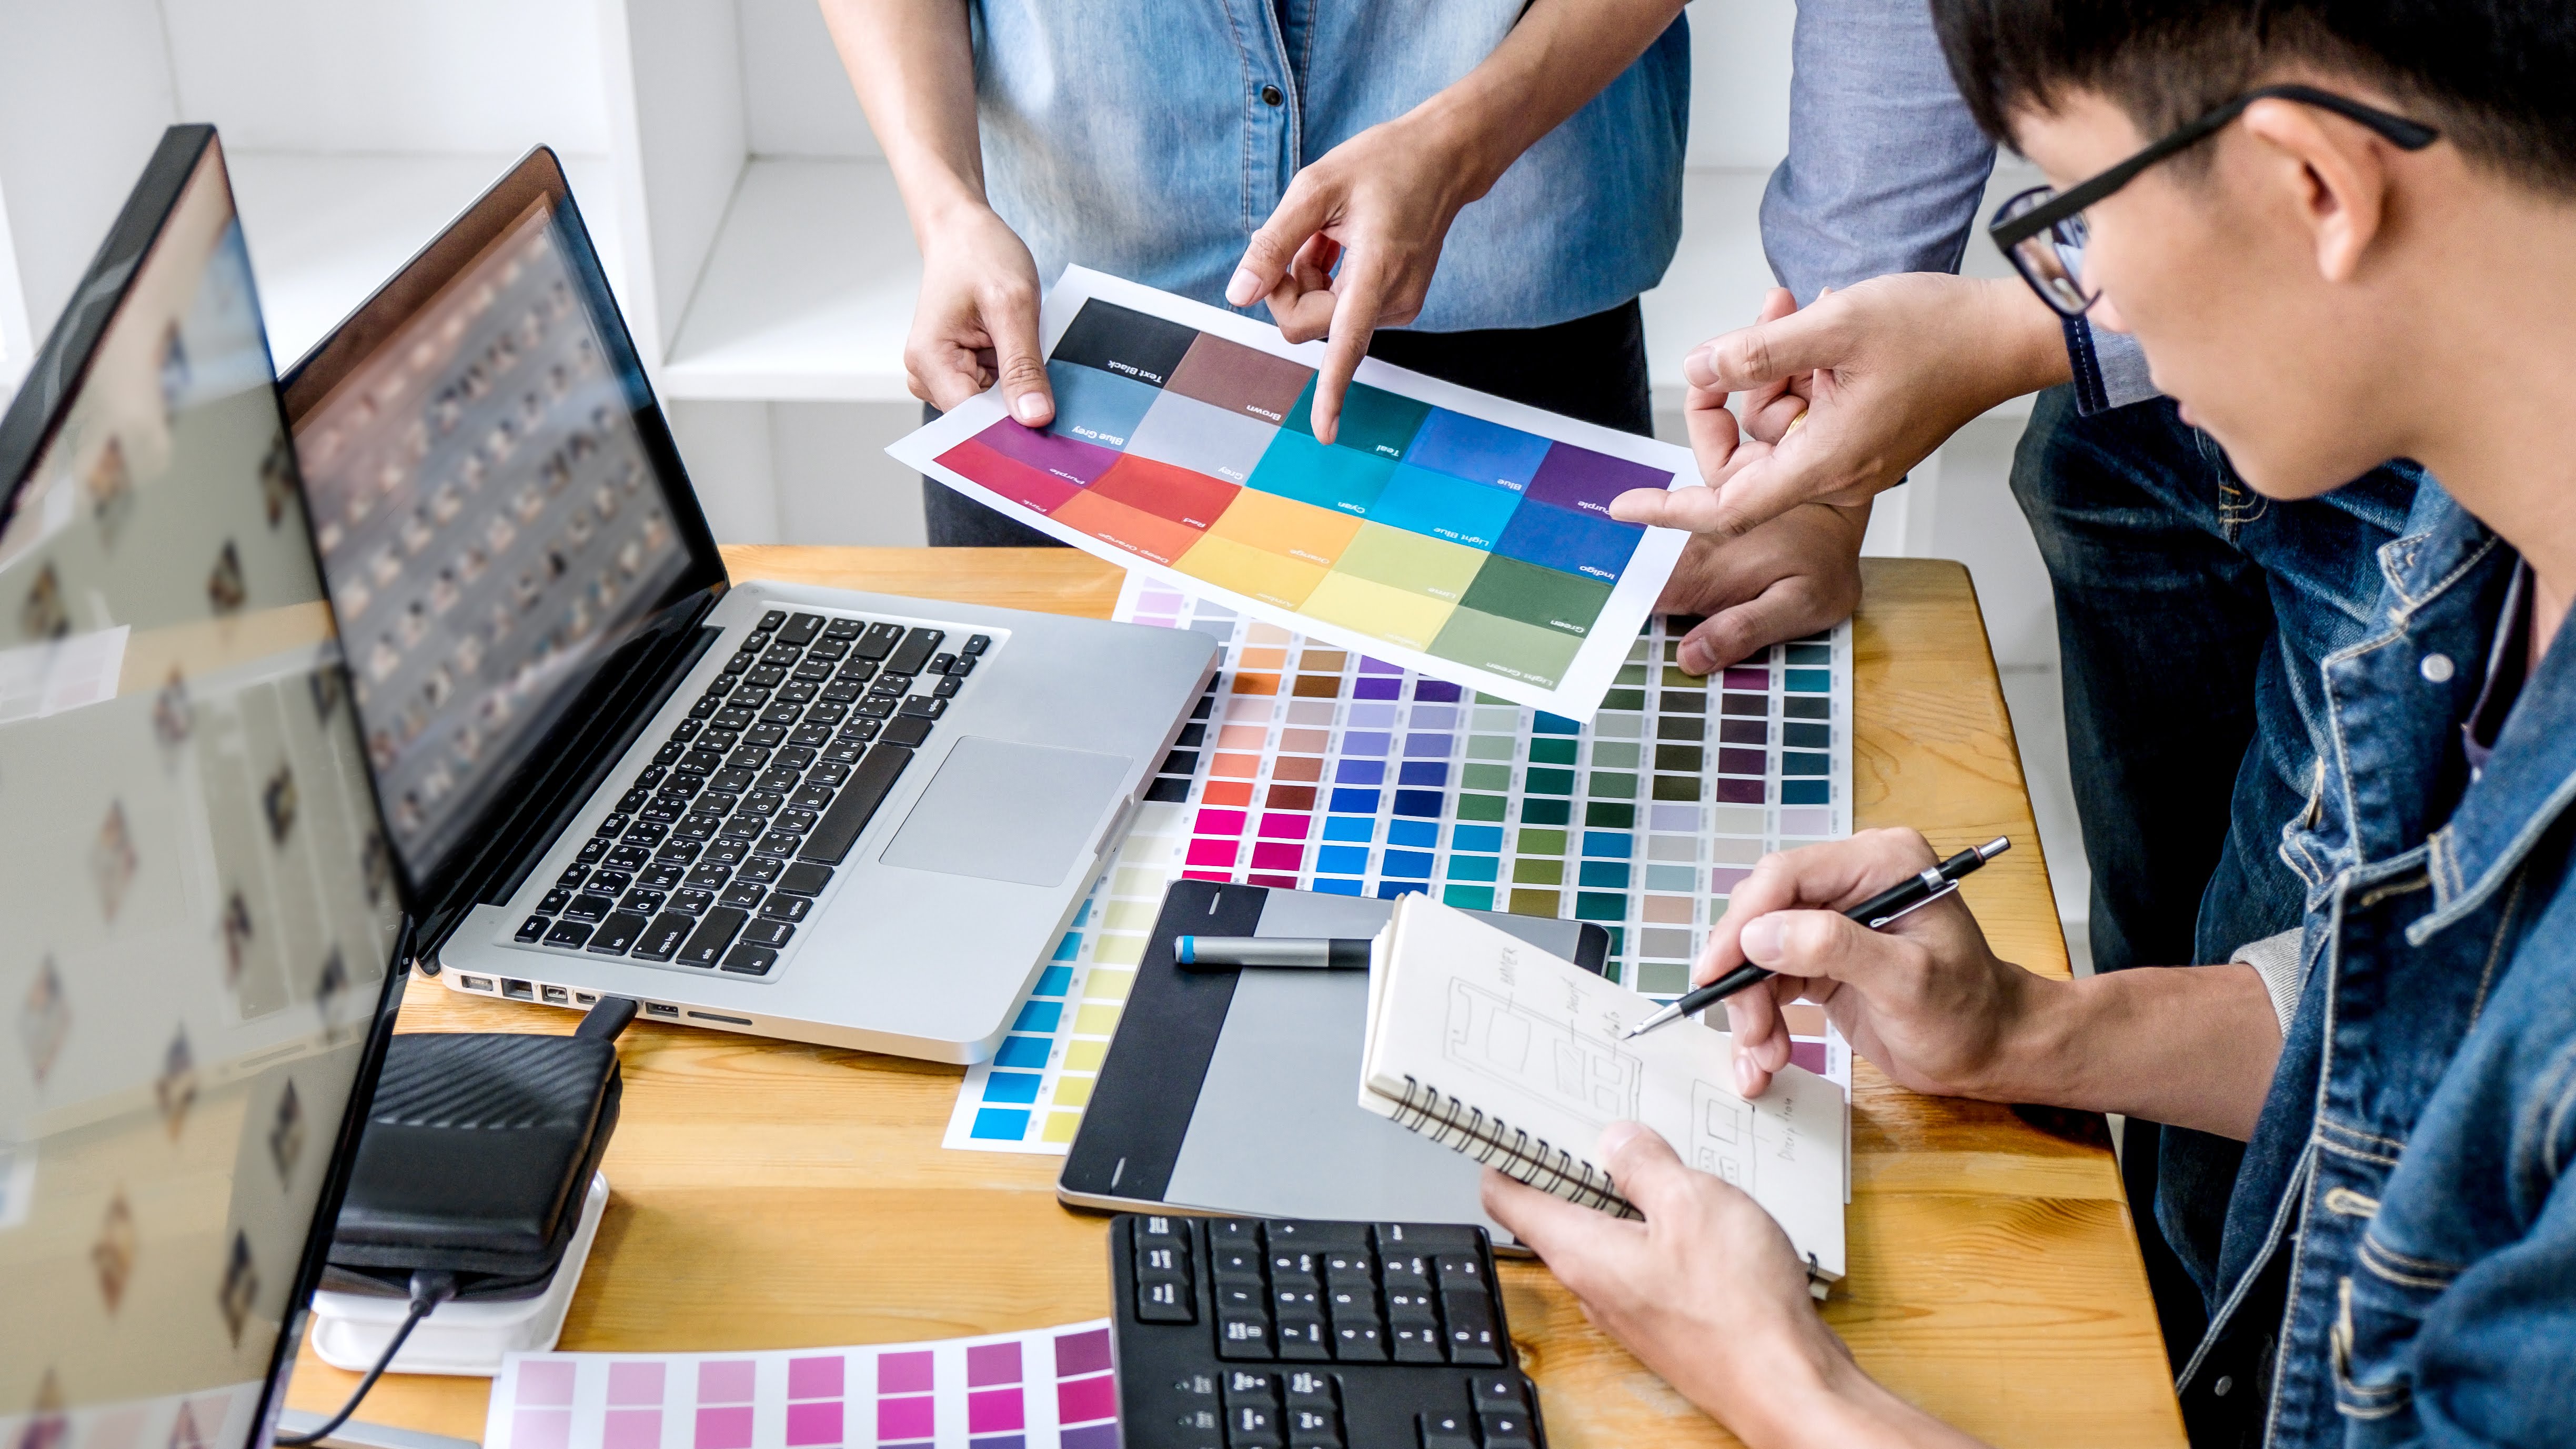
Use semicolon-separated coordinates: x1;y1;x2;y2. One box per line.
1988;84;2439;318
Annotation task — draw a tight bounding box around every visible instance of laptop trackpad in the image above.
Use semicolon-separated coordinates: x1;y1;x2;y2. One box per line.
879;737;1132;887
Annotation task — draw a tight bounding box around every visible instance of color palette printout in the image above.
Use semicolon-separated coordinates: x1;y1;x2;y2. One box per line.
485;1322;1117;1449
942;575;1854;1154
887;268;1695;719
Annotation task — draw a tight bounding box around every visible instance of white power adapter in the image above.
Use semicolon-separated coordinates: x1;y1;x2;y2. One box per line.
310;1172;609;1376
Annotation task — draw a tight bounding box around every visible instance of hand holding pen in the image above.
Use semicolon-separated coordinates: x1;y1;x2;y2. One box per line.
1627;835;2010;1040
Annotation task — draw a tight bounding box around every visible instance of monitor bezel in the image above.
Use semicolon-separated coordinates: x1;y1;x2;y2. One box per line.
0;122;414;1449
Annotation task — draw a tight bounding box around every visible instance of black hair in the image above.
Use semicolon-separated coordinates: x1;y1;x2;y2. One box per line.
1928;1;2576;192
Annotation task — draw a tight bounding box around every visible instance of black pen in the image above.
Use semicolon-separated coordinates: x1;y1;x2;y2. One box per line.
1621;837;2010;1040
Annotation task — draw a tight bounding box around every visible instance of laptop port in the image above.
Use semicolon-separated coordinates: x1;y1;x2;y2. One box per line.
644;1002;678;1018
541;984;570;1005
458;975;493;992
501;979;534;1000
573;992;598;1006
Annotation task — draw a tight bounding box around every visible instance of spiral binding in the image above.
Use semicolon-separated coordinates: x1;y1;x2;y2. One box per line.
1393;1076;1642;1220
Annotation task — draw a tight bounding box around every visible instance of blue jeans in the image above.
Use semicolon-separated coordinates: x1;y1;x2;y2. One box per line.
2009;387;2420;1365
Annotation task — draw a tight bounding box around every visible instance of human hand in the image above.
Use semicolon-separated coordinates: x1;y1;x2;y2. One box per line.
1708;829;2058;1101
1609;275;2070;541
1484;1124;1979;1448
1656;500;1867;677
1225;112;1489;446
905;203;1054;424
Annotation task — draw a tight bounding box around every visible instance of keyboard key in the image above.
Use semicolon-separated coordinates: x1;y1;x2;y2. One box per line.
701;842;749;867
544;919;595;949
945;653;976;677
1388;1318;1444;1364
737;856;783;885
654;839;703;863
779;612;823;646
1281;1372;1339;1413
1431;1254;1486;1292
669;888;716;916
606;844;652;871
516;915;551;943
637;862;686;891
575;837;609;866
856;696;897;720
759;831;804;858
822;617;863;640
654;741;686;766
838;719;880;743
728;746;773;770
720;881;766;910
539;889;572;914
886;627;943;676
689;696;718;720
723;651;756;676
620;890;668;915
754;768;801;794
720;943;778;975
1216;1311;1273;1361
803;701;849;726
588;912;650;955
962;633;991;655
775;861;833;896
1418;1413;1476;1449
1328;1316;1385;1363
737;792;782;818
1476;1411;1537;1449
759;609;787;631
775;745;818;770
799;746;911;864
709;768;755;794
806;639;848;662
746;723;787;747
591;869;635;895
854;621;905;660
1440;1292;1504;1365
929;652;957;675
676;908;748;967
899;696;946;719
1285;1406;1343;1449
1137;1271;1194;1323
564;893;615;923
623;820;670;846
686;865;732;891
671;718;702;742
932;676;962;699
789;722;834;748
1275;1314;1332;1361
758;703;802;726
777;681;821;704
821;681;863;704
880;715;933;748
759;891;813;921
677;749;723;776
702;676;737;699
712;706;756;731
632;912;693;961
1470;1377;1531;1413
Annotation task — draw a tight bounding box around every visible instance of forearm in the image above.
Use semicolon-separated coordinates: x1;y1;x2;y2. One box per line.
1708;1326;1989;1449
1415;0;1686;196
819;0;989;237
1998;964;2283;1140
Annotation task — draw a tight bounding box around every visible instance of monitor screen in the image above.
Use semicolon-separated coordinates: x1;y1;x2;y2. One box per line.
286;186;690;888
0;130;404;1446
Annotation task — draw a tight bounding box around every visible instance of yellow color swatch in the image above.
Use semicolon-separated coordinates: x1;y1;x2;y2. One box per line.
1074;1003;1123;1035
1102;900;1159;932
1050;1075;1096;1108
1042;1111;1084;1143
1176;532;1329;609
1301;571;1459;652
1092;934;1146;965
1083;969;1136;1002
1064;1038;1111;1071
1334;521;1488;603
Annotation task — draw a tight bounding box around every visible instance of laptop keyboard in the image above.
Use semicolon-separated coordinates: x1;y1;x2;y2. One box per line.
510;608;991;978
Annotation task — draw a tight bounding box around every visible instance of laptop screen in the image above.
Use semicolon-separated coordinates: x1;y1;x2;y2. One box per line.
286;173;696;888
0;128;404;1446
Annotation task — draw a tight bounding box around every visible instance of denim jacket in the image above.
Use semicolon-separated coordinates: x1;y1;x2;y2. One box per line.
2176;485;2576;1446
969;1;1690;330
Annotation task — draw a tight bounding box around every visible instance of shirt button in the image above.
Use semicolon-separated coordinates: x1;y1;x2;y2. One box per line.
1260;84;1284;107
2213;1375;2234;1397
2420;653;2455;683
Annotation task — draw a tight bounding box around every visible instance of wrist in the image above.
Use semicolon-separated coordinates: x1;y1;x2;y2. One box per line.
1977;969;2090;1106
1971;276;2079;397
903;176;1001;247
1402;90;1516;202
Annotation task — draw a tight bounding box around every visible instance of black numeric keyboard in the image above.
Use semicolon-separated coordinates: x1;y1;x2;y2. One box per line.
510;609;993;978
1111;1214;1546;1449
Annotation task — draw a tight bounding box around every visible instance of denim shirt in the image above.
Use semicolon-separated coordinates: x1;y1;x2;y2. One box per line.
968;1;1690;331
2175;485;2576;1446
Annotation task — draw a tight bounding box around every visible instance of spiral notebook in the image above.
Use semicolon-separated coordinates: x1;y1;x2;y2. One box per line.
1357;897;1846;1284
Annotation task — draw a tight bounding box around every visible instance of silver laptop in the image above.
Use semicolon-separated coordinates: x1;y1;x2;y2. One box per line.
280;148;1214;1061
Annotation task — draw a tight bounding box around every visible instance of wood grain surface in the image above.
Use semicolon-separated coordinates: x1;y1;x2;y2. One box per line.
286;550;2185;1448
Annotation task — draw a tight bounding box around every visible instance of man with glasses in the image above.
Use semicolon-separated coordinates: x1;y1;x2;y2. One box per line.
1644;0;2426;1364
1492;2;2576;1443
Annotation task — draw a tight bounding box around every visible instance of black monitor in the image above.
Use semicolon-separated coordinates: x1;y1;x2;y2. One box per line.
0;127;405;1445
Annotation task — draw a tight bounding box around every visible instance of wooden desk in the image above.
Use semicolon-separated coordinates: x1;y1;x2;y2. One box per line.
289;551;2185;1447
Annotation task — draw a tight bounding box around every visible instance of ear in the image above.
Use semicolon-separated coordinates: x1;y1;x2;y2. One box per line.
2240;98;2396;284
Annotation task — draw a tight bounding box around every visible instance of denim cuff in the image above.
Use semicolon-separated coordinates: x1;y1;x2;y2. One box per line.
2059;317;2161;416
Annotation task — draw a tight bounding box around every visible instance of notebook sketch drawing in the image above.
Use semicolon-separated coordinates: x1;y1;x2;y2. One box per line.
1360;896;1845;1283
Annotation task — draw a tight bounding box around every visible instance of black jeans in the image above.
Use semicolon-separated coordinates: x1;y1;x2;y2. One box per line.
919;298;1653;545
2009;386;2421;1373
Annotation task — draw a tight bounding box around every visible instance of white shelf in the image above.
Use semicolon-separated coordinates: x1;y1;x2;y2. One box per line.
660;158;920;402
228;149;625;371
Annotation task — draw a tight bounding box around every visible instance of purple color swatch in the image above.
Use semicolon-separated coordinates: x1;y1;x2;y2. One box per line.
608;1362;667;1406
1408;705;1458;729
1718;748;1767;775
1717;778;1765;804
965;1343;1021;1388
1343;731;1391;757
1412;679;1463;703
876;1396;934;1441
785;1402;842;1447
1353;676;1402;700
789;1357;843;1401
964;1389;1024;1433
1650;803;1699;831
1345;701;1397;727
1359;656;1402;674
1061;1426;1120;1449
518;1363;578;1407
1403;733;1454;757
1335;758;1384;783
1722;667;1769;690
1054;1328;1113;1378
1711;867;1753;892
699;1362;757;1405
1523;441;1670;518
979;419;1122;484
878;1352;934;1394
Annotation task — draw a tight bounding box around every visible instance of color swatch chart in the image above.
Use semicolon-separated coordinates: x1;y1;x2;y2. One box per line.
485;1322;1116;1449
943;575;1853;1154
889;267;1689;717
